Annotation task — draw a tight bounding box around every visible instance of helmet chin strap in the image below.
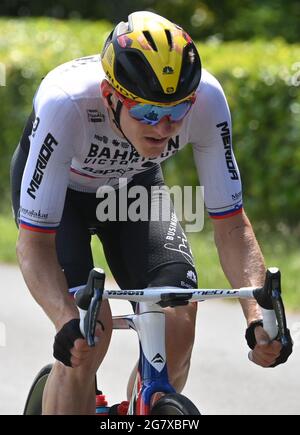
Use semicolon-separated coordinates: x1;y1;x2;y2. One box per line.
107;95;136;153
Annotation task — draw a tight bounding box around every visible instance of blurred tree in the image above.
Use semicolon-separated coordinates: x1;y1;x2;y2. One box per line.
1;0;300;42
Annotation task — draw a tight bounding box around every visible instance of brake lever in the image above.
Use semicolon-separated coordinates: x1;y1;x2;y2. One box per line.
254;267;289;346
269;269;289;346
85;288;103;347
75;268;106;347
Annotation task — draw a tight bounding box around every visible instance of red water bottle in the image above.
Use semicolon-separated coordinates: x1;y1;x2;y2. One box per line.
96;394;109;415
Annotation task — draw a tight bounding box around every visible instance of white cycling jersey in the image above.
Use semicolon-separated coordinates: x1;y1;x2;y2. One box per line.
19;55;243;233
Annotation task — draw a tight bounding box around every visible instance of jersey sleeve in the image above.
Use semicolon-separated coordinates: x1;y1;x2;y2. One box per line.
19;85;84;233
188;75;243;220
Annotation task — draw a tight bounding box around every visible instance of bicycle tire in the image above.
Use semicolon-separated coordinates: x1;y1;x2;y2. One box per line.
150;393;201;415
23;364;53;415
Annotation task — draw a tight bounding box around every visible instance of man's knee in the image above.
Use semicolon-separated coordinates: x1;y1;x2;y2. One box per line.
52;346;102;383
165;302;197;347
51;360;93;384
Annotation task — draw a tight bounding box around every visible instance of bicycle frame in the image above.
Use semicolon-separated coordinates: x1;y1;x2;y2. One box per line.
112;302;176;415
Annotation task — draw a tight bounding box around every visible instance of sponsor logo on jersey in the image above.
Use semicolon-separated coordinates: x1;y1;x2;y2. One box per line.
187;270;197;283
232;191;242;201
20;207;48;220
164;219;195;267
165;212;178;241
216;121;239;181
87;110;105;123
82;136;180;173
180;281;195;289
32;117;40;133
111;139;130;148
27;133;58;200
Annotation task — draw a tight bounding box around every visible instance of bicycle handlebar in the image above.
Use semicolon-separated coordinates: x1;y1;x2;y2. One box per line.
75;267;289;347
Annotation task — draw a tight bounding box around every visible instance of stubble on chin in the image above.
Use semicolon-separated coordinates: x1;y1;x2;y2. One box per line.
143;148;165;158
139;141;167;158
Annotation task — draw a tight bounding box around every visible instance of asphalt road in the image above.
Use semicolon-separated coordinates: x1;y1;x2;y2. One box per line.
0;264;299;415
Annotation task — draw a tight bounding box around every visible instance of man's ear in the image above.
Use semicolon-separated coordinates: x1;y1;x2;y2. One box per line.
100;79;113;108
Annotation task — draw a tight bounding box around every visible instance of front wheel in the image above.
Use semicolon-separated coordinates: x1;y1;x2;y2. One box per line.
150;393;201;415
23;364;53;415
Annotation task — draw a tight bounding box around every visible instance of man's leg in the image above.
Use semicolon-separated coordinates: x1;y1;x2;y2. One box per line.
42;190;113;415
95;170;198;402
107;177;198;399
126;264;198;399
43;300;113;415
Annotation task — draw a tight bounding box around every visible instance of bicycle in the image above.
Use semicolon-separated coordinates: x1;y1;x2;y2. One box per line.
23;267;290;415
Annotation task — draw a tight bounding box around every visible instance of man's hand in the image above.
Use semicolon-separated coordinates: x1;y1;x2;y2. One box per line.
248;326;282;367
69;324;103;368
53;319;103;368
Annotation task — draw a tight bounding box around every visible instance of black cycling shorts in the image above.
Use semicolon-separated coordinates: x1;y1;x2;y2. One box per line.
11;112;198;293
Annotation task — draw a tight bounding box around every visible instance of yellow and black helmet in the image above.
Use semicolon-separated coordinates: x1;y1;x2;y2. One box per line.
101;11;201;105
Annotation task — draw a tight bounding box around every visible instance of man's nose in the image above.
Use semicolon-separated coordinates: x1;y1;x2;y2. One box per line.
153;116;173;136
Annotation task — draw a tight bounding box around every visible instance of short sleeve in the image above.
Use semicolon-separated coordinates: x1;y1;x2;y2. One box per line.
188;73;243;219
19;86;84;232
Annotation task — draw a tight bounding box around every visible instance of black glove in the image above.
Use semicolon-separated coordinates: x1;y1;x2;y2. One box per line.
245;320;293;368
53;319;84;367
270;329;293;367
245;320;264;350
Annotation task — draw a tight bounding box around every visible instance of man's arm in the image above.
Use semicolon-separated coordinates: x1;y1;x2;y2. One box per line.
212;209;282;367
212;209;265;325
17;228;78;331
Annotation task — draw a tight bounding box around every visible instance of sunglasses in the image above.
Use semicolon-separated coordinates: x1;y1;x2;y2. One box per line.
115;91;196;126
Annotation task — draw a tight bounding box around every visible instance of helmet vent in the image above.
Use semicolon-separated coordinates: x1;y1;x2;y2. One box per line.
165;29;173;51
142;31;158;51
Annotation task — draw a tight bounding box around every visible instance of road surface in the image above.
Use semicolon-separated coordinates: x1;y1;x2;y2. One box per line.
0;264;299;415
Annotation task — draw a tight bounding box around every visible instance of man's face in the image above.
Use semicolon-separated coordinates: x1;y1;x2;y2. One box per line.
119;103;183;158
101;81;184;158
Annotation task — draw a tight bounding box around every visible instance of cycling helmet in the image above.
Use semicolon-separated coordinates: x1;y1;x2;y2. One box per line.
101;11;201;105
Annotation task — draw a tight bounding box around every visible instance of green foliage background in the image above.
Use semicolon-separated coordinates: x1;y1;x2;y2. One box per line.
1;18;299;227
1;0;300;43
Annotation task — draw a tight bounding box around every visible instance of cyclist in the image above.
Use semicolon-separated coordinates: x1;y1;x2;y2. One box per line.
11;11;291;414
